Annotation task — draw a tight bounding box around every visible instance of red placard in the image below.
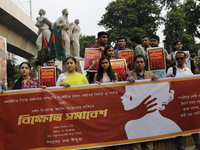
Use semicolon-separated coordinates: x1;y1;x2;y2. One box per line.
39;67;56;87
110;59;127;81
147;47;166;71
118;50;134;70
84;48;101;71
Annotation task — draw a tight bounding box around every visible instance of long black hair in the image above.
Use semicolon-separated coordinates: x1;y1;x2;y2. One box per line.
96;56;116;82
13;62;31;89
104;45;113;56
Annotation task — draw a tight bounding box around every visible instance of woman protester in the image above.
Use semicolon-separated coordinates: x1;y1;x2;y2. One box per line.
13;62;40;89
104;45;118;60
94;56;118;84
56;56;88;87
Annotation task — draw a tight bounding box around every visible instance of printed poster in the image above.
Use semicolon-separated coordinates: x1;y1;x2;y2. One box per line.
118;50;134;70
147;47;166;71
110;59;127;81
1;76;200;150
39;67;56;87
84;48;101;71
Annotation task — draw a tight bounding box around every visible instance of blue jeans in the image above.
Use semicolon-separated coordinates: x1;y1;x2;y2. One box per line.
176;133;200;147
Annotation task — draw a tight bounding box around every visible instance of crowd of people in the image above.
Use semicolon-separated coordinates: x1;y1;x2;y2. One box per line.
1;31;200;150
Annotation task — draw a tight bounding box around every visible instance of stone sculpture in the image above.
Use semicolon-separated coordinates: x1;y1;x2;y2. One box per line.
35;9;52;51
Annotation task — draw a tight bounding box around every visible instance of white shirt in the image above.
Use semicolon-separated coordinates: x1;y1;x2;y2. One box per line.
56;73;67;86
167;66;193;77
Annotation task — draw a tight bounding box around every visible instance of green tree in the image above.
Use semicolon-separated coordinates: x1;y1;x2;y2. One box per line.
79;35;96;57
163;0;200;52
98;0;162;44
7;59;18;89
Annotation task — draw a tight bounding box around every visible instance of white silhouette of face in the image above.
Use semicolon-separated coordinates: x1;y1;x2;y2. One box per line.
121;82;173;111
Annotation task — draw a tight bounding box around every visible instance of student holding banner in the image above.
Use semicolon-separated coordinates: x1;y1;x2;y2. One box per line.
168;40;197;74
126;54;158;150
13;62;40;89
167;51;200;150
56;56;88;87
126;54;158;82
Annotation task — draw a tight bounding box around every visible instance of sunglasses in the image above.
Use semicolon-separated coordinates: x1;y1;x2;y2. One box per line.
176;57;185;61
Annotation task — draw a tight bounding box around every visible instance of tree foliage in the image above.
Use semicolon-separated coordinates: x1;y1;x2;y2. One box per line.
98;0;162;43
163;0;200;52
79;35;96;58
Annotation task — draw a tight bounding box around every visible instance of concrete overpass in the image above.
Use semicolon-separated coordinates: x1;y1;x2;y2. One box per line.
0;0;38;59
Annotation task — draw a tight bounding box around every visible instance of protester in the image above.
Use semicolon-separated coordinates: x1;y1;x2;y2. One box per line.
115;37;129;55
130;35;145;57
104;45;117;60
168;41;197;74
125;54;158;150
13;62;40;89
126;54;158;82
190;50;200;74
142;35;151;51
94;56;118;84
92;31;108;52
167;51;200;150
87;31;109;83
56;56;88;87
44;56;62;79
149;35;170;78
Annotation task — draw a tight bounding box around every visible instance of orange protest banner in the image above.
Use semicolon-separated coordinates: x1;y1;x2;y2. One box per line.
1;76;200;150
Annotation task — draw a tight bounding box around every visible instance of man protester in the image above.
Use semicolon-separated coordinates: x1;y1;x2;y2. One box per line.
149;35;171;78
44;56;62;80
166;51;200;150
142;35;151;52
126;54;158;150
130;35;145;57
115;37;129;55
126;54;158;81
86;31;108;83
167;51;193;77
91;31;108;53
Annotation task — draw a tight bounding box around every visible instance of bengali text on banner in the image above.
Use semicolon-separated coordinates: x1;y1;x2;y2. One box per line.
1;76;200;150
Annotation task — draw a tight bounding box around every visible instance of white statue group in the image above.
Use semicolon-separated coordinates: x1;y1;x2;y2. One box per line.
35;8;81;57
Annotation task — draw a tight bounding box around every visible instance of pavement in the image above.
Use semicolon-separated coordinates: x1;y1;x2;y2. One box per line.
171;145;199;150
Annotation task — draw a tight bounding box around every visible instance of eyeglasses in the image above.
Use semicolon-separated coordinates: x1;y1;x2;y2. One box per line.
176;57;185;60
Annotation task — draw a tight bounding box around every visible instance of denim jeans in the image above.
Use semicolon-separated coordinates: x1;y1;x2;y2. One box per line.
176;133;200;147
